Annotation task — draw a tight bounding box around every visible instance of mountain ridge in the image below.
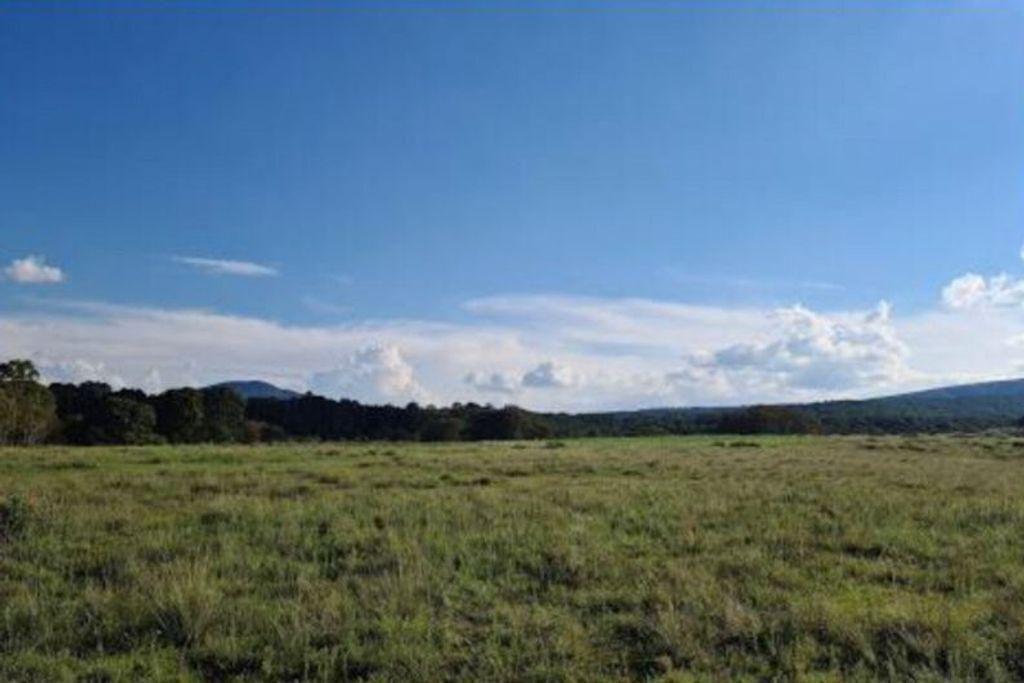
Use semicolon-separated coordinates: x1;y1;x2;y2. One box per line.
212;375;1024;418
210;380;302;401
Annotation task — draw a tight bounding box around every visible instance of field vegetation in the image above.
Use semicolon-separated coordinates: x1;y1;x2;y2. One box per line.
4;435;1024;680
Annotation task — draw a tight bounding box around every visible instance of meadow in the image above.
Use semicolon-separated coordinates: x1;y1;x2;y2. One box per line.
3;435;1024;681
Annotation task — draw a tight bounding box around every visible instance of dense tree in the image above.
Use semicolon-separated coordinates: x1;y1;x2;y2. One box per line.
420;416;464;442
0;360;56;445
96;395;159;444
202;388;246;442
154;389;205;443
0;389;15;444
50;382;112;444
465;406;553;440
0;359;40;383
717;405;822;435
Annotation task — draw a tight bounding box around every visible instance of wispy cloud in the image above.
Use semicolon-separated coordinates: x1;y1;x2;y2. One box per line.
3;255;65;284
173;256;278;277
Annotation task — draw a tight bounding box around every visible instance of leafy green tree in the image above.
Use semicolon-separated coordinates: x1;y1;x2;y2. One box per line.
0;360;56;445
465;406;553;440
717;405;822;435
0;388;15;445
49;382;112;444
420;416;464;442
0;359;40;383
154;388;205;443
97;396;159;445
202;388;246;442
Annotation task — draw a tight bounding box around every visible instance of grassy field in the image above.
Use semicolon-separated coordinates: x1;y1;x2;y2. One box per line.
4;436;1024;681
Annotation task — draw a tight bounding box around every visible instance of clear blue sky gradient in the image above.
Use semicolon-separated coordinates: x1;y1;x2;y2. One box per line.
3;1;1023;324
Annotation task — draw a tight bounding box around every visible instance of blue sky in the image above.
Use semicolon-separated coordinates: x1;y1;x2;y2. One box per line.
2;1;1024;409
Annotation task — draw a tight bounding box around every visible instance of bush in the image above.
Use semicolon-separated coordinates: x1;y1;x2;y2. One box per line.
244;420;287;444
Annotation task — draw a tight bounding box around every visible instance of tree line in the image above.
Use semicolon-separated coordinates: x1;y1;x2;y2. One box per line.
4;357;1016;446
0;359;563;445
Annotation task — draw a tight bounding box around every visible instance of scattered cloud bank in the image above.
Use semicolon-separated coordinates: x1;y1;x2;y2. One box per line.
466;361;579;395
11;247;1024;410
3;255;65;284
0;292;1006;411
173;256;278;277
690;302;908;393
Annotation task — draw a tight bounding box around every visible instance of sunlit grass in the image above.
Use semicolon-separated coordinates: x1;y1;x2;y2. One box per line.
3;435;1024;680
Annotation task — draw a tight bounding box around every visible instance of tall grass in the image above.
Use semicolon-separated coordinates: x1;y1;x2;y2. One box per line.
3;435;1024;680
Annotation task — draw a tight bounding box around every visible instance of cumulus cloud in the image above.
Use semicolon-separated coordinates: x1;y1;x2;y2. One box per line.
464;370;520;395
522;361;579;389
310;345;428;405
173;256;278;277
942;273;1024;310
3;255;65;284
687;302;908;394
465;361;579;394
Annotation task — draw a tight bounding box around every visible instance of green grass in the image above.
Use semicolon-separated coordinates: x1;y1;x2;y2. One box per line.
4;435;1024;681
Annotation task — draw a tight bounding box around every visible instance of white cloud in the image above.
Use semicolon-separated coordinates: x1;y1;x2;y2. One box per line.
7;280;1024;411
522;361;579;389
464;370;520;395
37;358;125;389
942;273;1024;310
686;302;909;395
464;361;580;395
3;255;65;284
173;256;278;277
310;345;428;405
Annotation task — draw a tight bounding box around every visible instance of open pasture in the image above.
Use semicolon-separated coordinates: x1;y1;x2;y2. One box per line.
3;435;1024;681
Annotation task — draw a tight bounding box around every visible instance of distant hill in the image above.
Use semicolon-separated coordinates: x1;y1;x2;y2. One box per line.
566;378;1024;435
209;375;1024;435
795;379;1024;433
210;380;302;401
877;378;1024;402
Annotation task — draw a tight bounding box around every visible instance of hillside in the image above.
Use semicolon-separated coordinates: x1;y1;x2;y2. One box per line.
557;378;1024;435
210;380;302;401
877;377;1024;401
802;379;1024;433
